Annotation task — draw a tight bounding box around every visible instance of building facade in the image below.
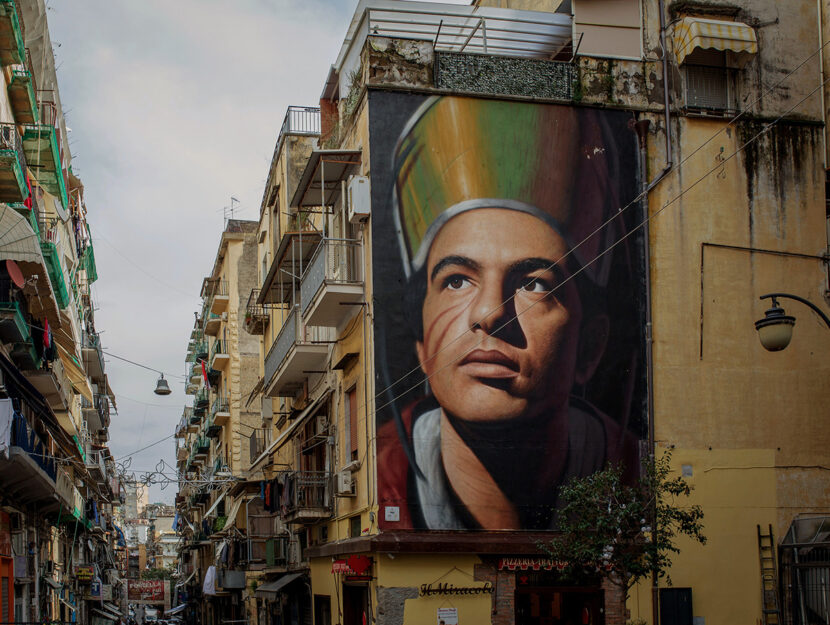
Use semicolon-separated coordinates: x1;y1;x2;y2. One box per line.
0;1;126;624
174;1;830;624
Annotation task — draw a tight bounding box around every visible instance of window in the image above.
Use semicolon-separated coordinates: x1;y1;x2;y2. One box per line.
349;515;362;538
683;49;735;113
346;387;358;462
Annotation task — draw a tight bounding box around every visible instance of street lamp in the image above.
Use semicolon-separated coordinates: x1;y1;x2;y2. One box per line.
754;292;830;351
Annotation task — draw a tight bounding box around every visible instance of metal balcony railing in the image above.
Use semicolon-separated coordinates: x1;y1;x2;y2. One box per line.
210;338;226;361
10;412;56;482
245;288;269;335
300;238;362;317
201;277;228;299
264;306;334;385
280;470;331;517
279;106;321;139
250;428;270;460
211;395;229;415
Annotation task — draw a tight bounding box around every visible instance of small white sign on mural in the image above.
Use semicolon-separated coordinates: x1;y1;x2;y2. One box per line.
437;607;458;625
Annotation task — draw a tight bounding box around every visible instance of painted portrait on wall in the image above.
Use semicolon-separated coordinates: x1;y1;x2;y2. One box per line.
370;93;646;531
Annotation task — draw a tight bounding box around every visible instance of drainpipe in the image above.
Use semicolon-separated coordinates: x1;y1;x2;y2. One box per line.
647;0;674;191
635;113;658;625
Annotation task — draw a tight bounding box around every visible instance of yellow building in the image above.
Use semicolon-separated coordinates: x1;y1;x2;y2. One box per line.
174;220;261;623
177;2;830;625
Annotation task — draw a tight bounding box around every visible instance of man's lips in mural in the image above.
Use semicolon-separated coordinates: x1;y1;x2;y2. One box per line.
459;349;520;379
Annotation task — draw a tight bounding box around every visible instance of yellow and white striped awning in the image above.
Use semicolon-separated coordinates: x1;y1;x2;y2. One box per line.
673;17;758;66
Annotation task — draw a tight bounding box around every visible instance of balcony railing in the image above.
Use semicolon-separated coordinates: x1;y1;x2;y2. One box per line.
10;412;56;482
203;311;221;336
245;288;269;335
279;470;331;522
210;338;229;370
250;428;270;460
279;106;320;140
264;306;334;396
0;0;26;65
202;277;229;314
300;238;363;326
0;122;27;202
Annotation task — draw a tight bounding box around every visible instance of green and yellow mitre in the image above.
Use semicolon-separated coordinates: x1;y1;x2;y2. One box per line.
393;96;623;287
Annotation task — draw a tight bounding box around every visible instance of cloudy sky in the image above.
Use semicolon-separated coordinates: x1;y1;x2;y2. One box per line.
46;0;467;502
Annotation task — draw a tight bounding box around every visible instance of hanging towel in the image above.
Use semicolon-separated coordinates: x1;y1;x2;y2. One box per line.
0;399;12;458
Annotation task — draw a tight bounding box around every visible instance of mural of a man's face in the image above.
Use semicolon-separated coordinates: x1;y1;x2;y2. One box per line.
415;209;586;423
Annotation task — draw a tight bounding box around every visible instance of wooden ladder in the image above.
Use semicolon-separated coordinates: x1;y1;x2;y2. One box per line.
757;524;781;625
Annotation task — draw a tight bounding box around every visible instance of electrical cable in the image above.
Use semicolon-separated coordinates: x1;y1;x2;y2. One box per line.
369;37;830;405
174;42;830;500
347;59;830;436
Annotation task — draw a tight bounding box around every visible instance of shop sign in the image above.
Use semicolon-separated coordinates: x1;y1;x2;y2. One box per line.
420;582;493;597
0;512;11;557
498;557;564;571
331;555;372;580
74;565;95;583
437;607;458;624
86;579;102;599
127;579;165;603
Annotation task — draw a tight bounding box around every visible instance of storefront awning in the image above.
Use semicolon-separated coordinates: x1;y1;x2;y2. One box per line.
673;17;757;66
255;572;304;598
165;604;187;616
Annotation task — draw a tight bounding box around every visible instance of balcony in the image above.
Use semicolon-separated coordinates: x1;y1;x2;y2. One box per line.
204;414;221;439
211;395;230;427
40;239;70;309
8;51;38;124
193;388;209;417
204;312;221;336
300;238;363;327
202;278;229;314
244;289;268;335
81;394;110;433
85;448;108;483
0;123;27;202
0;412;61;511
249;428;270;460
0;0;25;65
210;338;229;370
263;305;334;397
27;356;71;412
0;301;30;345
22;120;68;211
258;231;322;306
176;439;189;462
279;470;331;523
82;331;106;385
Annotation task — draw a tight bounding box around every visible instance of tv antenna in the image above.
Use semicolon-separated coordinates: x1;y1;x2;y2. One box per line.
223;196;240;226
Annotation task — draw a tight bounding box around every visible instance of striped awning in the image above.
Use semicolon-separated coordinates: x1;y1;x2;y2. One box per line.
673;17;757;66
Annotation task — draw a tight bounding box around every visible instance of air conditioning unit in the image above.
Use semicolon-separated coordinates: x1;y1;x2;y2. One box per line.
347;176;370;224
335;470;355;496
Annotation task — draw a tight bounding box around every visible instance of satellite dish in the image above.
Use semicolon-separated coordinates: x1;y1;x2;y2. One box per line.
6;260;24;288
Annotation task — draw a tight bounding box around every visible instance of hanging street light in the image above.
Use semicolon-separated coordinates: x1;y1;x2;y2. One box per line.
154;374;172;396
755;292;830;352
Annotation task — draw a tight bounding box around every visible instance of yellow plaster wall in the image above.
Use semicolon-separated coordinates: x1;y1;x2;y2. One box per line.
640;112;830;623
310;554;493;625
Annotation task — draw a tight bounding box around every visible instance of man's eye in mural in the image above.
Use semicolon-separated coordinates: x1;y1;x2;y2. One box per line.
444;274;472;291
518;277;552;294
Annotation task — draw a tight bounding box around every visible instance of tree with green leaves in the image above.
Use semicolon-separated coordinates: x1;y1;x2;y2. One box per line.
141;565;174;580
542;450;706;603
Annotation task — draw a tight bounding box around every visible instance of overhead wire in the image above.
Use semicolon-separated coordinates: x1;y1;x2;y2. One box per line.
348;48;830;436
177;42;830;492
371;37;830;406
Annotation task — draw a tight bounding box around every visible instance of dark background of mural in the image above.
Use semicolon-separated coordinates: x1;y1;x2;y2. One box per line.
368;90;648;530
